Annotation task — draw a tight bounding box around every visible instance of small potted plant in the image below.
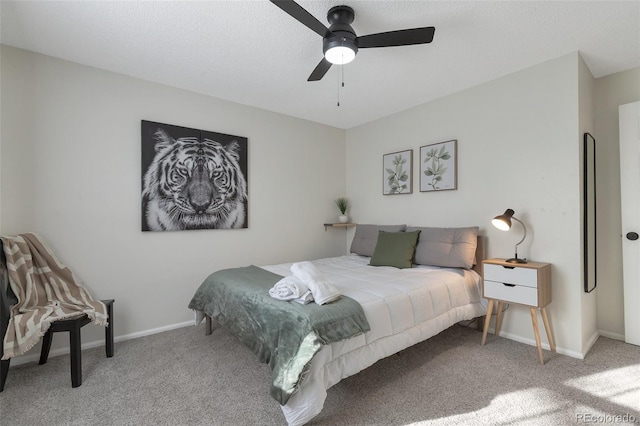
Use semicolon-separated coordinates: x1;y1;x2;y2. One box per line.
335;197;350;223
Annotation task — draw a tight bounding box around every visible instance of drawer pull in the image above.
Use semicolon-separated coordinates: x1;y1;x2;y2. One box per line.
501;266;515;270
502;283;516;287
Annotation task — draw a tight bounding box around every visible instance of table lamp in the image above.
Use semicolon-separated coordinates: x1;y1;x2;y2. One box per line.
492;208;528;264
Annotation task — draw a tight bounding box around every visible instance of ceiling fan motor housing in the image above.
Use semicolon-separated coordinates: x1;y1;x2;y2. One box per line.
323;5;358;59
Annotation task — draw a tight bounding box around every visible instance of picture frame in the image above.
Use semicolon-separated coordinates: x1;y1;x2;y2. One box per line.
420;140;457;192
383;149;413;195
141;120;248;232
583;132;596;293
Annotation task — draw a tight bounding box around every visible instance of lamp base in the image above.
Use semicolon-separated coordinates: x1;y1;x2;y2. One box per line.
506;257;527;264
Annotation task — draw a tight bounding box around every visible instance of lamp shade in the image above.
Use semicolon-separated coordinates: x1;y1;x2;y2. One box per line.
492;208;515;231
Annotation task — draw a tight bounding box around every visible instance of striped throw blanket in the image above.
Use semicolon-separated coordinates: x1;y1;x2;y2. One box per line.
1;233;107;360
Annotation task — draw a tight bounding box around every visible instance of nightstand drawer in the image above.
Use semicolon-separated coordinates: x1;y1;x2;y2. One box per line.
483;280;538;305
484;264;538;288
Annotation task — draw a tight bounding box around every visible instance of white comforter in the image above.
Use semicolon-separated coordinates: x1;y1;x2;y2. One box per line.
261;255;486;425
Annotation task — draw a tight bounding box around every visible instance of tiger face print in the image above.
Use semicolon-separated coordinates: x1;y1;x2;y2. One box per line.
142;129;247;231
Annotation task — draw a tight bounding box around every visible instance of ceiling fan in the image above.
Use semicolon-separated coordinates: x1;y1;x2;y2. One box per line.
270;0;435;81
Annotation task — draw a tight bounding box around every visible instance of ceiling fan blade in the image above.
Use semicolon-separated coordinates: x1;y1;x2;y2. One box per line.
270;0;330;38
308;58;332;81
357;27;435;48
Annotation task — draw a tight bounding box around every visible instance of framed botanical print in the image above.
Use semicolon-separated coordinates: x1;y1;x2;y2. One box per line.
383;149;413;195
420;140;457;192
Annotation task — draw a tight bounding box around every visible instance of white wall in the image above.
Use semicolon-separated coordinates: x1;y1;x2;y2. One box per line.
578;55;598;353
0;45;347;355
346;53;586;357
0;46;36;231
594;66;640;339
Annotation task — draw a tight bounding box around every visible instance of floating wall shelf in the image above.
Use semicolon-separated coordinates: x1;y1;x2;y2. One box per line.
324;223;357;231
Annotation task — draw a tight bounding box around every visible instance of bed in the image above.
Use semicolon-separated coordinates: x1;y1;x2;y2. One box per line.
189;225;487;425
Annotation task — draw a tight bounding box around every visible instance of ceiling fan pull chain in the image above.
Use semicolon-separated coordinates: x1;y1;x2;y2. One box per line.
337;66;340;107
341;39;346;88
335;63;347;107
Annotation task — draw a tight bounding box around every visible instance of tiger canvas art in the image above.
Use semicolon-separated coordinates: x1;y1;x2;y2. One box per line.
141;121;248;231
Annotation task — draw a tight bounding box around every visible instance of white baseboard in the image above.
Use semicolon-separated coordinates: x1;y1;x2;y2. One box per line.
583;330;600;357
598;329;625;341
8;320;194;367
484;326;585;359
488;328;625;359
9;321;622;368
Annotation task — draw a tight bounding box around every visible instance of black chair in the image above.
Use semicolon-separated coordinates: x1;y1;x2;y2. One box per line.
37;299;114;388
0;241;114;391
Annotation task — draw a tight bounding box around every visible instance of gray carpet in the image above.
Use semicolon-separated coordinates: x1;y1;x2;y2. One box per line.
1;323;639;426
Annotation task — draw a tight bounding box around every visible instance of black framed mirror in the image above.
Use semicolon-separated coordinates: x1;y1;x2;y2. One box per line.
584;133;596;292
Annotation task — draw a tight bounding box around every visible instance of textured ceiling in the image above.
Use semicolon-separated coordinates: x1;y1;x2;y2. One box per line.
1;1;639;129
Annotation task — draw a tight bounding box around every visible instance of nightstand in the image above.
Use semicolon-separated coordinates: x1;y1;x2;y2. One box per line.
481;258;555;364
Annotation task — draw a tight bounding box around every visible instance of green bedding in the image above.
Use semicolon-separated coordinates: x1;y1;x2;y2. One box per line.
187;265;370;405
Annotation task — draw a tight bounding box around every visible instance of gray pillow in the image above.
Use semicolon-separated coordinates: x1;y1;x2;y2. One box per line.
406;226;479;269
350;224;407;256
369;230;420;269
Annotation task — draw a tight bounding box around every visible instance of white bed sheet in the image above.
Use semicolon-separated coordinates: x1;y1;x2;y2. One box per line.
261;254;486;425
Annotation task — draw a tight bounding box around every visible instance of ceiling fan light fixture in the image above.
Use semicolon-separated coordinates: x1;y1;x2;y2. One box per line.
323;35;358;65
324;45;356;64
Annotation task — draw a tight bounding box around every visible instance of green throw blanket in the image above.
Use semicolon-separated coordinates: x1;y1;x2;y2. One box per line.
188;265;370;405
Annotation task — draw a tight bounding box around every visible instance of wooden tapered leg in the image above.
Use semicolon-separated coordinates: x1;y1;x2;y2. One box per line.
541;307;556;353
495;302;504;336
530;308;544;364
481;299;495;346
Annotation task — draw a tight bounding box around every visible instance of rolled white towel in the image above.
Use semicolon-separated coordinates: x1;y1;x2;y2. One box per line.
293;290;314;305
290;261;341;305
269;275;310;301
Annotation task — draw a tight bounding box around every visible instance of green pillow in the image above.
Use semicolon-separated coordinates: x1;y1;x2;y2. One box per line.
369;230;421;269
